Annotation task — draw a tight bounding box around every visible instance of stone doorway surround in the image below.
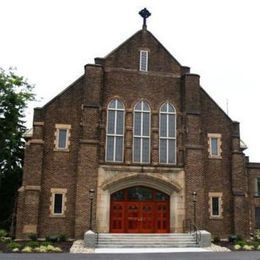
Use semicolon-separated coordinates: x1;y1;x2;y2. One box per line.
96;165;185;233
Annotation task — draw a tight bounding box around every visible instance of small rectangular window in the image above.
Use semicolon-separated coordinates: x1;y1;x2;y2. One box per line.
58;129;68;149
54;124;71;151
139;50;148;72
50;188;67;217
209;192;222;218
54;193;63;214
208;133;222;158
211;138;218;155
212;197;220;216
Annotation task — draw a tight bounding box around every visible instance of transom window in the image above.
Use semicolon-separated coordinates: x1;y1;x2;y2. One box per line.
139;50;148;72
159;102;176;164
133;101;151;163
111;186;169;201
106;99;125;162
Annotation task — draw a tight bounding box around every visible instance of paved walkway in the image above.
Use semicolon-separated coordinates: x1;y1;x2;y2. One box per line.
70;240;231;254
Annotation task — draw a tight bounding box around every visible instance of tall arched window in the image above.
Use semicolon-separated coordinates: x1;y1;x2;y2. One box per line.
159;102;176;164
106;99;125;162
133;100;151;163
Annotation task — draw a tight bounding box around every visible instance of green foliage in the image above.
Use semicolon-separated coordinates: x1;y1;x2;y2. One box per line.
21;246;32;253
0;229;7;238
25;241;40;248
58;234;67;242
41;241;52;247
7;241;22;250
255;229;260;241
236;240;246;247
0;68;35;231
46;235;59;243
28;233;37;241
228;234;237;243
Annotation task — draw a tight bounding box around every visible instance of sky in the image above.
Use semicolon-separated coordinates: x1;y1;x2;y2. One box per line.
1;0;260;161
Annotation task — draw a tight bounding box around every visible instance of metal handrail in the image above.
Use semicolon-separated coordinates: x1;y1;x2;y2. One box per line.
183;218;201;244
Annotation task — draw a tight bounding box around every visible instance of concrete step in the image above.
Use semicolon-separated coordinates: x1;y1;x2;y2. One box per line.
96;233;198;248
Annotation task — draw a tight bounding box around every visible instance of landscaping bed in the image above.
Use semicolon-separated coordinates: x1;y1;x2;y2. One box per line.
0;230;73;253
213;232;260;251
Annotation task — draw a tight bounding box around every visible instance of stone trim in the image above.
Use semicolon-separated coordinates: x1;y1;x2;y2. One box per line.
33;122;44;126
208;192;223;219
100;164;184;173
28;139;44;145
208;133;222;159
49;188;67;217
24;185;41;191
54;124;71;152
101;172;182;194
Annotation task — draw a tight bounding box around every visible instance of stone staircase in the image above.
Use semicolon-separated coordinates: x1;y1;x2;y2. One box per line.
96;233;199;248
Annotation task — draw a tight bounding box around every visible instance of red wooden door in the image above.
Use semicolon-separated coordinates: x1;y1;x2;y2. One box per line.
140;203;154;233
155;202;170;233
126;203;139;233
110;202;125;233
110;186;170;233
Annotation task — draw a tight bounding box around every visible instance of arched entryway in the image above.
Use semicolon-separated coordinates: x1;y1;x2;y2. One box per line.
110;186;170;233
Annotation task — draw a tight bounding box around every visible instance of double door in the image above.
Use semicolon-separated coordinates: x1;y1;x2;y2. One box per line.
110;200;169;233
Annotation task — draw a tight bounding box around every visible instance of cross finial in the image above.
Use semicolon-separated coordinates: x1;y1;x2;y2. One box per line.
139;8;151;30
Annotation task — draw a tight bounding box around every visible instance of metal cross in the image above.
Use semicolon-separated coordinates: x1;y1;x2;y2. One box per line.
139;8;151;30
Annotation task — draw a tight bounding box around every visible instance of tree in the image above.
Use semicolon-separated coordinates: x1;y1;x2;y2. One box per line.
0;68;35;232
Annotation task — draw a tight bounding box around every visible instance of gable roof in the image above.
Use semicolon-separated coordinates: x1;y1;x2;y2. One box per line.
104;29;182;67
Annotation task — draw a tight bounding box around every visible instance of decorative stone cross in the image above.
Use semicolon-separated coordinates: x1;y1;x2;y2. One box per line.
139;8;151;30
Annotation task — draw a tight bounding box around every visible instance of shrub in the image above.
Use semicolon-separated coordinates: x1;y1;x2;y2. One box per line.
257;245;260;250
248;241;259;249
25;241;40;248
228;235;237;243
53;247;62;252
12;248;20;253
243;245;254;251
58;234;67;242
34;246;48;253
0;229;7;238
255;230;260;241
234;244;241;250
28;233;37;241
46;235;59;243
213;236;220;243
236;240;246;247
41;241;52;247
22;246;33;253
7;242;22;250
46;245;56;252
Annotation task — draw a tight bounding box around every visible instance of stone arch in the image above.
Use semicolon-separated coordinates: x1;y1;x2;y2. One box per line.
101;173;182;195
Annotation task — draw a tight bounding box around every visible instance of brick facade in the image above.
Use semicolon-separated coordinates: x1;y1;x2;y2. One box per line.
16;27;260;239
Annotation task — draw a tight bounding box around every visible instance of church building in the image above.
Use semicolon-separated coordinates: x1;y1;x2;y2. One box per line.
16;9;260;240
